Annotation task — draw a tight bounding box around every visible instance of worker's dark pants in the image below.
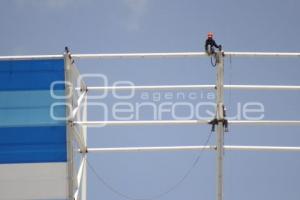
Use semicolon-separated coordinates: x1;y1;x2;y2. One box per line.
206;45;215;55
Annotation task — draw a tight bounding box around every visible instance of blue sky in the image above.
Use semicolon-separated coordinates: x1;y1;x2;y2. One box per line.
1;0;300;200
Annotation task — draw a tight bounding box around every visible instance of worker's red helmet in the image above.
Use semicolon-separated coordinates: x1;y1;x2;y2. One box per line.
207;32;213;38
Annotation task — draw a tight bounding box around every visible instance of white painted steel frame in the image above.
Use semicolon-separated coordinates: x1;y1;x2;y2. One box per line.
87;145;300;153
64;51;75;200
229;120;300;125
73;120;300;127
82;85;215;91
74;120;210;127
1;51;300;61
0;55;64;61
225;85;300;90
224;145;300;152
72;52;300;59
8;51;297;200
74;156;86;200
215;52;225;200
67;51;300;200
72;91;87;119
81;92;88;200
78;84;300;91
65;53;88;200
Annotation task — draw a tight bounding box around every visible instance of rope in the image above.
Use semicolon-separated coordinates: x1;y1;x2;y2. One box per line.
86;130;213;200
210;56;217;67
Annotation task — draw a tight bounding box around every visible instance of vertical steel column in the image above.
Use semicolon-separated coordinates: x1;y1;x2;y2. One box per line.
81;93;88;200
64;51;75;200
215;51;225;200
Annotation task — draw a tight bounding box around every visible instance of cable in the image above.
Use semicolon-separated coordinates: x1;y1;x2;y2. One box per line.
210;56;217;67
87;160;142;200
86;130;213;200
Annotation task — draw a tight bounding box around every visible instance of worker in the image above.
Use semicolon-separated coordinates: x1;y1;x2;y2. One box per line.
205;32;222;55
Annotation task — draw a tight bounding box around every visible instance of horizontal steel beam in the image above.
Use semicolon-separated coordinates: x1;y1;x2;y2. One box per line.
72;52;207;59
71;52;300;59
224;145;300;152
1;52;300;61
225;52;300;57
73;120;210;127
0;55;63;61
225;85;300;90
229;120;300;126
78;84;300;91
73;120;300;127
87;145;300;153
83;85;215;91
88;145;216;152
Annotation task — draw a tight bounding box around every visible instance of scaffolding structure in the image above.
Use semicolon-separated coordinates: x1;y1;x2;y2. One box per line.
1;50;300;200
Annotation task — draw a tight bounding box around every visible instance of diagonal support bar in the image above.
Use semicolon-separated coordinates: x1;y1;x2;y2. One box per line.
73;155;87;200
72;127;87;153
72;91;87;119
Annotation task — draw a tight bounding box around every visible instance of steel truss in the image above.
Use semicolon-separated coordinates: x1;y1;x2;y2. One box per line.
1;50;299;200
58;50;300;200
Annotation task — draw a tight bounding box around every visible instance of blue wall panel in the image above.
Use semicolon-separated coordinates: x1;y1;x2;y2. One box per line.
0;126;66;163
0;90;66;127
0;59;67;164
0;59;65;91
